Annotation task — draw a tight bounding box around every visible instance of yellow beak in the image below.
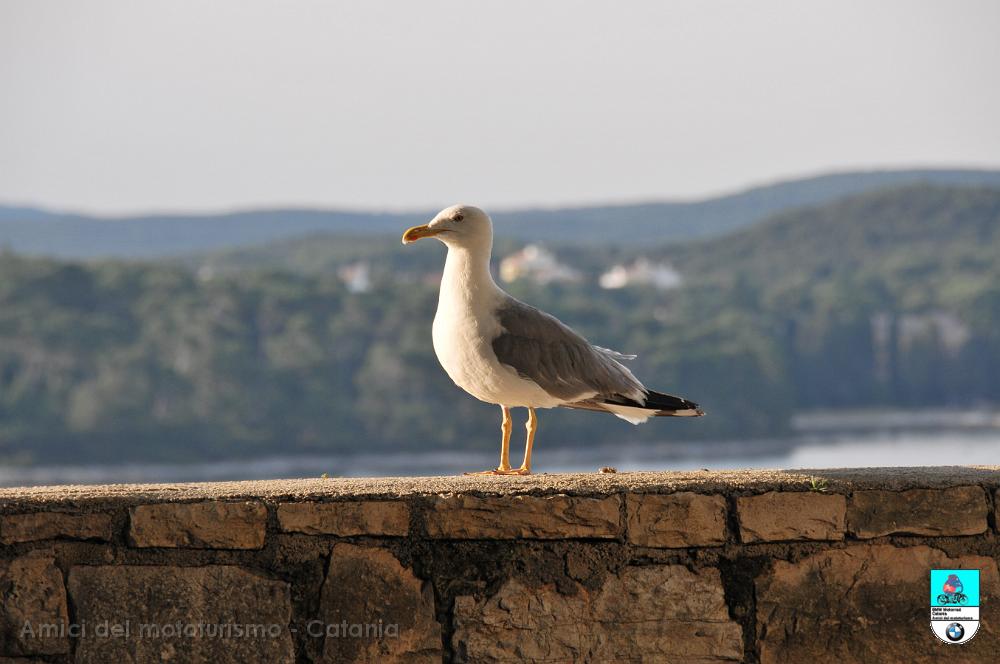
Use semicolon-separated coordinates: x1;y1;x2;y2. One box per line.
401;224;447;244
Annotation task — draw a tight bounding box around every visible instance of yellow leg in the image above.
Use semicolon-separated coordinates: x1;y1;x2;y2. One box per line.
517;407;537;474
498;407;512;471
465;406;520;475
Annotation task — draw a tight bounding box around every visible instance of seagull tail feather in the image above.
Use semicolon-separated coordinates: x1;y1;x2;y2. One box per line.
642;390;705;417
562;390;704;425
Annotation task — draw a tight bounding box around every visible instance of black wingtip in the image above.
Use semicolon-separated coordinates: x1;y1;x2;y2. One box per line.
644;390;702;413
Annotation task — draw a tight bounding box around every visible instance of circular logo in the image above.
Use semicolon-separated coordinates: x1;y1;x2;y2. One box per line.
946;622;965;642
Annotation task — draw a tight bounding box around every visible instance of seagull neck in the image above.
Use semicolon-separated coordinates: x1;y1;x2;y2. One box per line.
440;243;501;305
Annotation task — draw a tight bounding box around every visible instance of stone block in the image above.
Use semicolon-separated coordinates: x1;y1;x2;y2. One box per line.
425;494;620;539
626;492;727;548
316;543;441;663
848;486;987;538
129;501;266;549
738;491;845;542
0;556;69;656
756;544;999;663
0;512;113;544
453;565;743;663
68;565;293;663
277;501;409;536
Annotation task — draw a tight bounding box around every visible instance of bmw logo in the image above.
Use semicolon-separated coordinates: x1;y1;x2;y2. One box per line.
946;622;965;642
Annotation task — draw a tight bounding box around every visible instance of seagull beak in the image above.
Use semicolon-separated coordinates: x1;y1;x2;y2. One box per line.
401;224;447;245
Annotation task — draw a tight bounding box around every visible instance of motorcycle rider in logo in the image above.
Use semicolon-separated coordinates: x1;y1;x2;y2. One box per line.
943;574;964;596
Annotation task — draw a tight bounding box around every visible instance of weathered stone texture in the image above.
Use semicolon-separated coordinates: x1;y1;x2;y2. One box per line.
316;543;441;663
0;512;113;544
68;565;293;664
849;486;987;538
0;556;69;656
757;544;1000;663
453;565;743;663
129;501;266;549
626;492;727;547
277;501;409;536
738;491;846;542
994;488;1000;520
3;470;1000;663
425;494;620;539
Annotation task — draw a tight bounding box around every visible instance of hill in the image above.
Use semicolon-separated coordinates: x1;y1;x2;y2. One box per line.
648;184;1000;408
0;184;997;465
659;184;1000;310
2;169;999;258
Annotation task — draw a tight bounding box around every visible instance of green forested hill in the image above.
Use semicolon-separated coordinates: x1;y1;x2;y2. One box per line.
660;185;1000;309
1;185;998;464
650;185;1000;408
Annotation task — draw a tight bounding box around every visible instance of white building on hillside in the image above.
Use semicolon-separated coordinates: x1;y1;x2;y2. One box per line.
499;245;581;285
599;258;682;290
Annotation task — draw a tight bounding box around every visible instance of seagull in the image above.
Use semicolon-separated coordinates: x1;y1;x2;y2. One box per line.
402;205;704;475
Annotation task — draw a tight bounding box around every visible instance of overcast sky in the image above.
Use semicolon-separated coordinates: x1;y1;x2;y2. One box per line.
2;0;999;215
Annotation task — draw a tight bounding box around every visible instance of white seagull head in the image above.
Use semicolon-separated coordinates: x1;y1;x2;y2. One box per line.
402;204;493;249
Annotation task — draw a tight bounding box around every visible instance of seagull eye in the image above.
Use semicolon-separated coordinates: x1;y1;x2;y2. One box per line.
453;214;464;222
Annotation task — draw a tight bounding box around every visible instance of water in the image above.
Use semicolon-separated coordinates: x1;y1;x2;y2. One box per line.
1;429;997;487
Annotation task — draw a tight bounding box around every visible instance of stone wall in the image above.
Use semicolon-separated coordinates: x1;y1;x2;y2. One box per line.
0;467;998;663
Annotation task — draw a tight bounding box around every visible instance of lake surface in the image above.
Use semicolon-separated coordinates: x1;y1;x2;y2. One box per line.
1;428;998;487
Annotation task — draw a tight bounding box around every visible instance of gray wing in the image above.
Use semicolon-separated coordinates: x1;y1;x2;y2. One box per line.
491;299;646;402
